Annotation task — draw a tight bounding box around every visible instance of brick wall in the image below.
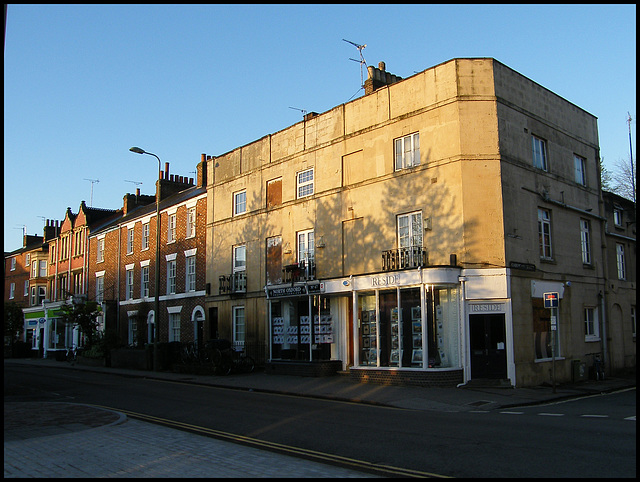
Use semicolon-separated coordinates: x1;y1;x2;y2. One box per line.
347;368;464;387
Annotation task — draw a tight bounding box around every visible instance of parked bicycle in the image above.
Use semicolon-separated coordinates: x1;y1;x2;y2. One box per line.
203;339;233;376
66;345;80;364
230;346;255;374
180;342;201;365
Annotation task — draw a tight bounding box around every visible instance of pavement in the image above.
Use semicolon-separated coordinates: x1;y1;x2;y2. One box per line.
4;357;636;478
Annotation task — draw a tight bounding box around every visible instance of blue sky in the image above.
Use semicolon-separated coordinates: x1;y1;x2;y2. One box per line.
4;4;636;251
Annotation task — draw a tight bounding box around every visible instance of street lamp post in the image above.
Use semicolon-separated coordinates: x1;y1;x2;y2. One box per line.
130;147;161;371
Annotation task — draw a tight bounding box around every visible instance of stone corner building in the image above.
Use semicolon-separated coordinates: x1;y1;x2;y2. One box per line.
204;57;635;387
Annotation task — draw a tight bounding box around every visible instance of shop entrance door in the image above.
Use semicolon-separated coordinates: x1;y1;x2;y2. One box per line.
469;314;507;379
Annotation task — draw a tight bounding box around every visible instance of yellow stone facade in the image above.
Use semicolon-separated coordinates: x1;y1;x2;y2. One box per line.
205;58;634;387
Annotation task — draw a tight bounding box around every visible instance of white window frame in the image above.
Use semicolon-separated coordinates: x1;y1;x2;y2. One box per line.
297;168;314;199
574;154;586;186
584;307;599;341
233;306;246;346
97;238;105;263
31;260;37;278
126;268;134;300
96;275;104;303
167;214;177;244
532;135;548;171
397;211;423;248
25;253;30;267
39;260;47;277
169;312;181;342
616;243;626;280
580;219;591;265
613;208;623;227
538;208;552;259
167;259;177;294
127;227;134;255
233;245;246;273
186;255;196;292
128;314;138;346
297;229;315;263
142;223;150;250
24;280;29;297
394;132;420;171
186;207;196;238
9;282;15;299
37;286;46;305
10;258;16;271
234;190;247;216
141;265;149;298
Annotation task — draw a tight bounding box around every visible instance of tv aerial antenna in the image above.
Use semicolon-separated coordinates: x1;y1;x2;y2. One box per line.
125;179;143;188
289;106;307;117
83;178;99;207
342;38;367;89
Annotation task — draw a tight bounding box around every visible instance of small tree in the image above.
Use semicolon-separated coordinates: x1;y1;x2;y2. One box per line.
4;301;24;348
59;299;102;348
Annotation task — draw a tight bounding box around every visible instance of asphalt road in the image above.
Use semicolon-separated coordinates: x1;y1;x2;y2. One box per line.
5;363;636;478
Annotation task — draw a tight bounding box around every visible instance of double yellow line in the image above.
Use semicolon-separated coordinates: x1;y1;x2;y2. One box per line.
91;404;450;478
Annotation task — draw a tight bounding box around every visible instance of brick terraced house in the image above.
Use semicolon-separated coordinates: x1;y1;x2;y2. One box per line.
87;158;208;359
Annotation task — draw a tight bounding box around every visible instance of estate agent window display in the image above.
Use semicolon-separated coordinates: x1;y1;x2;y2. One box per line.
357;286;460;370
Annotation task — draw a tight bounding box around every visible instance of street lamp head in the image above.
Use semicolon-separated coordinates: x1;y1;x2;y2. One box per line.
129;147;146;154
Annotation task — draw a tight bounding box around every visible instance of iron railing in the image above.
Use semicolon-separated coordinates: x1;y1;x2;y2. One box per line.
381;246;428;271
219;272;247;295
282;258;316;284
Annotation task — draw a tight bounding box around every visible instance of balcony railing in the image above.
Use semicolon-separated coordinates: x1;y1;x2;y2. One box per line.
381;246;428;271
219;272;247;295
282;258;316;284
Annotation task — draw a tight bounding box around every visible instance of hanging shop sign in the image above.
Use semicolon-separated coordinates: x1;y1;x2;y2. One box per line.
266;281;324;299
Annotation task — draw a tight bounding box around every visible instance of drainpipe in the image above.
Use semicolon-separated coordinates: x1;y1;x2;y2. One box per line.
600;291;608;375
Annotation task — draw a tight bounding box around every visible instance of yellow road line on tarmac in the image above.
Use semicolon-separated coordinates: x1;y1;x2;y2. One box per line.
90;404;450;478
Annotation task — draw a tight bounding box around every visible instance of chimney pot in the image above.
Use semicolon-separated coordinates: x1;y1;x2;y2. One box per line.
378;61;385;71
165;162;169;180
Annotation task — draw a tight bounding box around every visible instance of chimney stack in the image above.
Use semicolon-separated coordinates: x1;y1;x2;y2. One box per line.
364;61;402;95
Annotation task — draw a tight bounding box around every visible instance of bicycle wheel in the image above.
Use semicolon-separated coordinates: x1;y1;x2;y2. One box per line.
180;344;191;365
216;357;232;376
240;356;255;373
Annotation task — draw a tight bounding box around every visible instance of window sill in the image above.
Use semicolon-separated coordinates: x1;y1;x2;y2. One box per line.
535;356;565;363
585;336;600;343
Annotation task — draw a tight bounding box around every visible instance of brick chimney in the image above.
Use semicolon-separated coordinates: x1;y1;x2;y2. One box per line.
364;61;402;95
156;161;196;201
123;190;156;215
197;153;209;188
43;219;60;241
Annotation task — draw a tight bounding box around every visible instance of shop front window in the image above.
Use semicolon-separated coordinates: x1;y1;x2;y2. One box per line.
270;295;336;361
358;293;377;366
425;286;459;368
399;288;422;367
357;286;459;369
47;318;72;351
